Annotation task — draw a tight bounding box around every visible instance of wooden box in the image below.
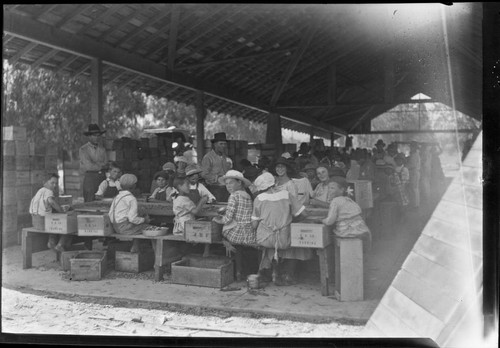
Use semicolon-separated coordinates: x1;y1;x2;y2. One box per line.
3;126;26;141
291;223;333;248
115;250;155;273
45;156;58;170
3;141;16;156
45;211;78;234
3;171;17;187
70;251;107;281
184;220;222;243
16;156;30;171
15;141;30;156
16;171;31;186
61;250;82;271
2;156;16;171
56;195;73;206
346;180;373;209
171;255;234;288
334;237;363;301
31;214;45;230
77;214;114;236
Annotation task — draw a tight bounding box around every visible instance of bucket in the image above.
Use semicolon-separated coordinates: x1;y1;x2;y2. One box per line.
247;274;261;289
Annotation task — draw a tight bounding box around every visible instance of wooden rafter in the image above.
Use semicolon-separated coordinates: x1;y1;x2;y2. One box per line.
176;47;295;71
9;42;37;64
117;75;139;91
167;5;246;64
106;70;127;85
55;4;92;29
32;49;58;69
113;12;170;48
33;5;58;20
175;13;254;66
55;55;79;73
76;5;119;34
270;23;319;106
73;62;91;78
167;4;181;71
98;5;141;42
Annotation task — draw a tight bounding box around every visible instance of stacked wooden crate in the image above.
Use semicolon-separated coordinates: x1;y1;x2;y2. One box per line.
2;126;57;247
282;143;297;155
62;160;81;200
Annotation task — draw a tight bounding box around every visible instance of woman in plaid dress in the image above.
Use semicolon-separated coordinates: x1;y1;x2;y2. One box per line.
213;170;256;280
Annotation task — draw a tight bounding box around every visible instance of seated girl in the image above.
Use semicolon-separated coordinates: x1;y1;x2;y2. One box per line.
213;170;256;281
29;173;72;252
108;174;152;252
184;164;216;204
95;162;122;199
321;176;372;252
252;172;307;286
309;165;335;208
149;171;175;202
172;176;208;236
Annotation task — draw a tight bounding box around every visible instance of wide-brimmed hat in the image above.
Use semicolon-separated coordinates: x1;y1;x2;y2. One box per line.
185;164;202;176
84;124;106;136
254;172;275;191
275;157;294;170
243;166;260;182
329;175;348;189
218;170;252;187
375;139;386;147
211;132;229;143
162;162;176;172
281;152;291;159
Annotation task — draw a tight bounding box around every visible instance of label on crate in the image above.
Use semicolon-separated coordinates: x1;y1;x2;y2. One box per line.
291;223;331;248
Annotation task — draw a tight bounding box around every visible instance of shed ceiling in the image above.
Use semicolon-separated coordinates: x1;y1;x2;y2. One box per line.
3;4;483;138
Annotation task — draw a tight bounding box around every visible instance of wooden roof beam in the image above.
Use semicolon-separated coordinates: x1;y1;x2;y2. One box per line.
117;75;139;92
167;5;181;71
3;11;344;136
113;11;170;48
73;62;91;78
105;70;127;85
76;5;120;34
176;47;295;71
270;24;319;106
31;49;59;69
33;5;58;20
98;6;142;43
8;42;37;65
55;55;80;73
55;4;92;29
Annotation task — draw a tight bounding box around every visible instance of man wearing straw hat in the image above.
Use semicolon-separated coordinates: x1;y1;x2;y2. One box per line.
79;124;108;202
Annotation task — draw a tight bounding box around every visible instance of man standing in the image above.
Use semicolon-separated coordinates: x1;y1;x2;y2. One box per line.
201;132;231;184
79;124;108;202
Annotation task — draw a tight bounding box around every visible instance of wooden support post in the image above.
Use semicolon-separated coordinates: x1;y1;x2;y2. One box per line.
330;132;335;148
309;126;314;146
265;113;282;157
91;58;103;126
154;239;164;281
195;91;206;162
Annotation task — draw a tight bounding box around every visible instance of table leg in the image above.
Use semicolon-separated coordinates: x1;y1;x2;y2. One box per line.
317;248;329;296
154;239;164;281
22;229;32;269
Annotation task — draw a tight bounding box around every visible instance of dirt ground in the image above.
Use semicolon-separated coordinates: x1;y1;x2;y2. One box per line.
1;287;365;338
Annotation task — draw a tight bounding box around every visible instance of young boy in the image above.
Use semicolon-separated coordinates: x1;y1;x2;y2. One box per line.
29;173;72;252
95;162;122;199
322;176;371;252
172;176;208;236
184;164;216;204
109;174;151;252
149;171;174;202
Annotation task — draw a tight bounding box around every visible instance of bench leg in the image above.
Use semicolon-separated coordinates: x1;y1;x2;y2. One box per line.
154;239;164;281
317;244;335;296
22;230;32;269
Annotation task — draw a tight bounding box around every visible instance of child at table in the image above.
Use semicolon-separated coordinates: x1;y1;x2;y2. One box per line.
29;173;73;252
148;171;174;202
172;176;208;236
95;162;122;200
109;174;152;252
321;176;371;252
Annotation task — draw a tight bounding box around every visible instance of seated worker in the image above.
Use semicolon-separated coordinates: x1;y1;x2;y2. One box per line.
109;174;152;252
213;170;257;281
95;162;122;199
322;176;372;253
185;164;216;204
172;176;209;236
309;165;334;208
252;172;307;286
29;173;72;252
148;171;174;202
150;162;176;193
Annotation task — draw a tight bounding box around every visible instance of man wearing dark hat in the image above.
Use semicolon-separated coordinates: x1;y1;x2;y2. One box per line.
79;124;108;202
201;132;232;185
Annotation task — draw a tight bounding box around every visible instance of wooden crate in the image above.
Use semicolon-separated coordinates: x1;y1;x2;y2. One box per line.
3;126;26;141
17;198;31;214
77;214;114;236
15;141;30;156
16;171;31;186
45;211;78;234
16;185;33;201
56;195;73;206
3;141;16;156
290;223;333;248
30;156;46;170
70;251;107;281
184;220;222;243
45;156;58;170
171;254;234;288
16;156;30;171
334;237;363;301
3;171;17;187
61;250;82;271
115;250;155;273
30;170;46;185
346;180;373;209
2;156;16;171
